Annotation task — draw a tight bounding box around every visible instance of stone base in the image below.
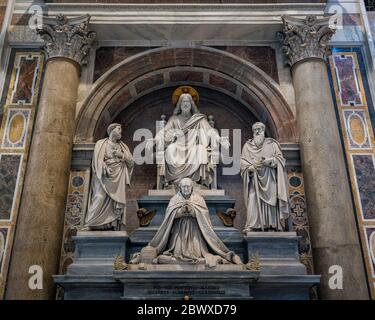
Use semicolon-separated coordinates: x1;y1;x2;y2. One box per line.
66;231;130;275
127;263;246;271
114;267;259;300
244;231;306;275
54;229;320;300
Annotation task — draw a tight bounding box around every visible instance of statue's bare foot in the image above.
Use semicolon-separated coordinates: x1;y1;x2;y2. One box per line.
233;255;243;264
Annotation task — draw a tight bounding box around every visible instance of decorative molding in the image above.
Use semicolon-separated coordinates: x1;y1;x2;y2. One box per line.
287;171;314;275
217;208;236;227
36;14;96;67
13;3;327;24
279;15;337;67
137;208;157;228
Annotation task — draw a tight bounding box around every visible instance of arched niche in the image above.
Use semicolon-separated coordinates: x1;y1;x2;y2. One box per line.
74;46;298;232
75;46;297;143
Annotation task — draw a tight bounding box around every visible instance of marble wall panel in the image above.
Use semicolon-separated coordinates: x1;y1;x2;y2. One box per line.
9;55;41;105
332;54;363;107
1;108;31;149
343;110;371;150
0;154;22;220
329;49;375;299
0;51;44;299
352;154;375;221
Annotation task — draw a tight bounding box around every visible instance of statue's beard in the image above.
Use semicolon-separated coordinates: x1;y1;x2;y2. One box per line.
254;132;265;147
181;109;191;117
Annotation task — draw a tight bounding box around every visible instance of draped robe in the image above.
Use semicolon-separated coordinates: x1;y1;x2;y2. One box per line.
84;138;133;229
132;191;242;267
240;138;289;231
156;113;220;188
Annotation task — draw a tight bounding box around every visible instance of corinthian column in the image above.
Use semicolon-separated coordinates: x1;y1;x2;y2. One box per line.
6;14;95;300
280;15;368;299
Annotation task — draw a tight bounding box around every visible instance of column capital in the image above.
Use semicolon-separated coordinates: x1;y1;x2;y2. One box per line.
279;15;336;67
36;14;96;67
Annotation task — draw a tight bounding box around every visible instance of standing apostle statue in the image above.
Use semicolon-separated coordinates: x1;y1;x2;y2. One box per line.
241;122;289;232
84;123;134;231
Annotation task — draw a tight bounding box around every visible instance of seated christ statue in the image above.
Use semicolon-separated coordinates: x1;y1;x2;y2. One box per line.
146;86;229;189
131;178;242;267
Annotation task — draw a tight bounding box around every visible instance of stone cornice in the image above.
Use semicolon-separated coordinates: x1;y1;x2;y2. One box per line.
14;3;326;25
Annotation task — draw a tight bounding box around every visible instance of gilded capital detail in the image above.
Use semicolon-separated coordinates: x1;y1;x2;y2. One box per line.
36;14;96;67
279;15;336;67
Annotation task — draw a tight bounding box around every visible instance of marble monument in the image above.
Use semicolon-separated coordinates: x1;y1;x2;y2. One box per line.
241;122;289;232
131;178;242;267
146;86;230;190
84;123;134;230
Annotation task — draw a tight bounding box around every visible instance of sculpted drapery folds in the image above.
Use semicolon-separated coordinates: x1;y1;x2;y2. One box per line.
84;123;134;230
241;122;289;232
131;178;242;267
146;87;229;189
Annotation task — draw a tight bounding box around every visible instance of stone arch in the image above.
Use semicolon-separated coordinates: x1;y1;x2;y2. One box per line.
75;46;297;143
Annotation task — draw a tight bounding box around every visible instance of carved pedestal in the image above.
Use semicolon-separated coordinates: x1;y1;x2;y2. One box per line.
242;231;319;299
54;231;129;300
114;266;259;300
244;232;306;275
67;231;130;275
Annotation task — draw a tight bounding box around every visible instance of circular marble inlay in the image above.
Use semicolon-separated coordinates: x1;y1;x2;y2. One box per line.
349;113;366;146
289;176;302;188
72;176;84;188
8;113;25;144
